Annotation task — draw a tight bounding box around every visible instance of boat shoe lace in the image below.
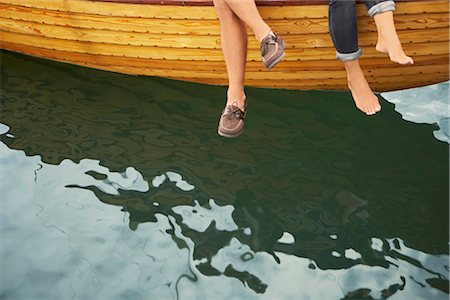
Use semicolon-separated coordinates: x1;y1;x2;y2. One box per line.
260;34;279;57
223;103;245;121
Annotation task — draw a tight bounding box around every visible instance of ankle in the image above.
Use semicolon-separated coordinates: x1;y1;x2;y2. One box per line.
346;70;369;91
344;64;364;82
378;30;400;45
226;90;246;105
227;89;245;98
255;27;272;43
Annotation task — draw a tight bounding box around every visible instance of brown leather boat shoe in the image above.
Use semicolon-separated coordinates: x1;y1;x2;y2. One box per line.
260;32;286;70
217;102;246;138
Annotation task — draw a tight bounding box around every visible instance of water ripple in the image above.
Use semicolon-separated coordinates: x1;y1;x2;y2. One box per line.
1;51;448;299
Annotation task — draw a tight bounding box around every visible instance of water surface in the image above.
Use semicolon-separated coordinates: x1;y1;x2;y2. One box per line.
0;51;449;299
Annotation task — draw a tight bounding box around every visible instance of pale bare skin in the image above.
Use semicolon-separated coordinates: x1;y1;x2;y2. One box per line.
213;0;272;112
374;11;414;65
345;10;413;115
344;60;381;115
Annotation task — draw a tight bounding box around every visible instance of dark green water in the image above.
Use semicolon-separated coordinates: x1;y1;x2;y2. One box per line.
0;50;448;299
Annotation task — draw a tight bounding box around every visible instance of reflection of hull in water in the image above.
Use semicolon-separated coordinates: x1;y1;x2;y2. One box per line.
1;51;449;298
1;50;448;259
0;0;449;92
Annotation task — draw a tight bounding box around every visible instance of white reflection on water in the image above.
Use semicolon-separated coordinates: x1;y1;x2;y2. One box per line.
210;236;448;299
152;172;195;191
59;159;149;196
0;122;448;299
0;123;9;135
172;199;238;233
381;81;450;144
277;232;295;244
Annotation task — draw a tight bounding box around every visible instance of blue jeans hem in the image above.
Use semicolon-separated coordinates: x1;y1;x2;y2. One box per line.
368;1;396;17
336;49;362;61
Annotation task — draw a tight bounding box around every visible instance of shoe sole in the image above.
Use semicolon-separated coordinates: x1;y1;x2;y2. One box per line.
217;129;243;138
265;51;286;70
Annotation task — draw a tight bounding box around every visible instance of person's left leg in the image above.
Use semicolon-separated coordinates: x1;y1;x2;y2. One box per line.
344;59;381;115
214;0;247;109
365;0;414;64
214;0;248;137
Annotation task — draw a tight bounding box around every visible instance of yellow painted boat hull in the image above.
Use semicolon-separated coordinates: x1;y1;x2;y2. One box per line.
0;0;448;91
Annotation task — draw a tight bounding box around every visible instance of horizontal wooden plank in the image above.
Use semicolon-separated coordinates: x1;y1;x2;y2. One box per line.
228;80;446;92
91;0;431;7
2;41;447;72
1;4;448;35
46;58;447;91
0;0;218;20
197;75;449;90
0;0;447;20
1;31;447;61
0;17;224;48
63;63;448;81
92;0;331;6
1;18;447;50
183;78;444;91
2;44;447;81
2;43;447;91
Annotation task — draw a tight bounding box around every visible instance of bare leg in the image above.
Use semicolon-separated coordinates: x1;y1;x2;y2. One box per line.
344;60;381;115
374;11;414;64
221;0;271;42
213;0;247;109
328;0;380;115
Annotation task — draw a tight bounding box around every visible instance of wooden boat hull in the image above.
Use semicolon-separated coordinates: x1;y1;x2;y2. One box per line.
0;0;448;91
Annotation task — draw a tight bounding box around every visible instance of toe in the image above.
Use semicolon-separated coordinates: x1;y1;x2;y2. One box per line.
364;106;373;115
356;104;365;114
362;106;368;113
370;105;378;115
375;104;382;112
368;104;378;115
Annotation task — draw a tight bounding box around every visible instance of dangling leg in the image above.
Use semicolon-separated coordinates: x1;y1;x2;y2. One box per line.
219;0;270;42
366;0;414;64
214;0;247;137
220;0;286;70
344;60;381;115
214;0;247;109
329;0;381;115
214;0;286;137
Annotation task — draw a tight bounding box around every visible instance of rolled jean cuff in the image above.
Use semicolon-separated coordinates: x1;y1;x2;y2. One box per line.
336;48;362;62
368;1;396;17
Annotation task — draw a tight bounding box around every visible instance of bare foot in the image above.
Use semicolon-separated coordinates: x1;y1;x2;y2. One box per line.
373;11;414;65
343;59;381;115
376;36;414;65
347;75;381;116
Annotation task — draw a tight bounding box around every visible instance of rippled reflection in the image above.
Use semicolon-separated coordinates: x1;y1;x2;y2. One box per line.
0;51;449;299
382;81;450;144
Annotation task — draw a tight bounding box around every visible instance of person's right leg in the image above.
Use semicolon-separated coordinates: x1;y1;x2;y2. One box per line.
221;0;286;70
219;0;270;42
328;0;381;115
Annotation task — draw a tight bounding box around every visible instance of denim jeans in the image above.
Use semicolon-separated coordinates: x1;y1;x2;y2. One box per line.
328;0;396;61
